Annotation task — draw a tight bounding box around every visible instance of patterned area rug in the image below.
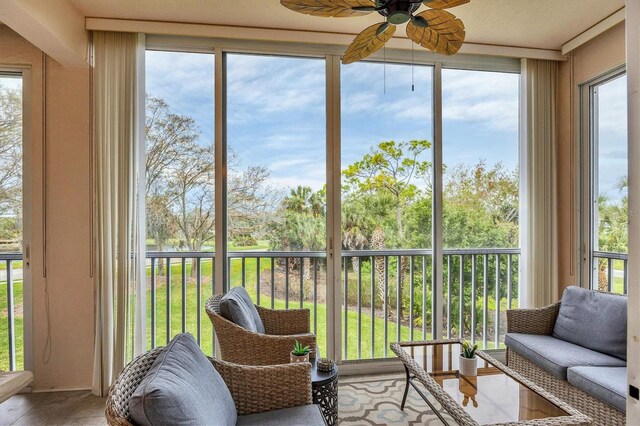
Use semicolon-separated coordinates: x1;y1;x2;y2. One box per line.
338;374;454;425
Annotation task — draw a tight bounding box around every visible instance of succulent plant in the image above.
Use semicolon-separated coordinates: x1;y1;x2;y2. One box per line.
292;340;311;356
461;340;478;359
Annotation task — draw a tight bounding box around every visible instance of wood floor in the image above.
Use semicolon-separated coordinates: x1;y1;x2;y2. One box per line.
0;390;106;426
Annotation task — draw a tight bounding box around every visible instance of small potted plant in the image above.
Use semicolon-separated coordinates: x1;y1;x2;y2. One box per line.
459;340;478;376
290;340;311;363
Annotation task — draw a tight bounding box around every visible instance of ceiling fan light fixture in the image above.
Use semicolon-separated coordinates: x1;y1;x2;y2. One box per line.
387;10;411;24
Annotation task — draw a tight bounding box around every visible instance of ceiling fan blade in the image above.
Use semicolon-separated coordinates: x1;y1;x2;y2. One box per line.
421;0;470;9
342;22;396;64
280;0;376;17
406;10;465;55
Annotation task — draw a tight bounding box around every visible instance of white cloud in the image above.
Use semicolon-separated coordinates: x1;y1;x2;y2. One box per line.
226;54;325;120
269;156;326;190
442;69;519;132
597;75;627;141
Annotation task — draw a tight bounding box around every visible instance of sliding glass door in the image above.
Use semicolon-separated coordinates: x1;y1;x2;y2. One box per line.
0;72;24;371
226;53;327;353
145;50;215;354
442;69;520;349
583;70;628;294
341;62;434;360
141;44;523;363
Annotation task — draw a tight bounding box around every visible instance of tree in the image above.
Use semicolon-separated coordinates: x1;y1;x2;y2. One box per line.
343;140;431;246
227;156;280;245
268;186;325;279
442;161;519;248
146;95;277;277
145;96;200;255
0;87;23;248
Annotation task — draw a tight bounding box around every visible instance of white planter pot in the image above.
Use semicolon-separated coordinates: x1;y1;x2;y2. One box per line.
459;355;477;376
290;352;310;363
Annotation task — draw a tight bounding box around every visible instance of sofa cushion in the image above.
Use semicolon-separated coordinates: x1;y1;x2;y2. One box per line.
553;286;627;360
130;333;237;426
237;404;325;426
220;286;265;333
505;333;626;380
567;366;626;413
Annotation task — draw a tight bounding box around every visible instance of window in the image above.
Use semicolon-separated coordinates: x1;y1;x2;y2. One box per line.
583;70;628;294
0;72;24;371
141;40;522;362
226;53;327;352
145;50;215;352
341;61;433;359
442;69;520;349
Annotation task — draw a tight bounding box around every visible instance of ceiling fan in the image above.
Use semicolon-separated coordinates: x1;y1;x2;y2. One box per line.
280;0;469;64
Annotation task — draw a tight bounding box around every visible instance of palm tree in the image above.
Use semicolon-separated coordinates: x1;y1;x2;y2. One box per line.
342;202;368;274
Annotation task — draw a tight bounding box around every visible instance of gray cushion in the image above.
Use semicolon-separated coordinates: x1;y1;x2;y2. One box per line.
220;286;265;334
505;333;626;380
553;286;627;360
130;333;237;426
237;404;325;426
567;366;627;412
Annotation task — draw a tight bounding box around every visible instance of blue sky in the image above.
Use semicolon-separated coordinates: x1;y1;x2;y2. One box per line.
596;75;628;202
146;50;521;193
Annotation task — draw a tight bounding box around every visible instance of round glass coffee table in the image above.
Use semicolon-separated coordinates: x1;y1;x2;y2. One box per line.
311;358;338;426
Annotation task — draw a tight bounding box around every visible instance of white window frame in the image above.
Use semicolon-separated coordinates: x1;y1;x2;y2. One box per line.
143;36;522;368
0;67;33;372
579;65;627;290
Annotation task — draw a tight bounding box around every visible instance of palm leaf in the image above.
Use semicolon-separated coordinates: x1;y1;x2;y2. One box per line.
406;9;465;55
280;0;376;17
343;23;396;64
422;0;470;9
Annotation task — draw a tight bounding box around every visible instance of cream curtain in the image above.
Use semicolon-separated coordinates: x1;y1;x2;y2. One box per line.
92;31;146;397
520;59;559;308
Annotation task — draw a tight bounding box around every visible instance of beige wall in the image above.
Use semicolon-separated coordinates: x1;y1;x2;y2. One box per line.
0;25;93;391
556;23;626;297
0;17;627;387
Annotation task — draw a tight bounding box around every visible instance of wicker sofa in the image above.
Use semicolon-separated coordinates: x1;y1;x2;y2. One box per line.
206;290;316;365
505;286;627;426
106;334;325;425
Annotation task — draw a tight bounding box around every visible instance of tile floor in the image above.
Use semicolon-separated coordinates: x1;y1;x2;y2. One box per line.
0;390;106;426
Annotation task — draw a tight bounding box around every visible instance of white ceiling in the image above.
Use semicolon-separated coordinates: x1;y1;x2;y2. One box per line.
70;0;624;51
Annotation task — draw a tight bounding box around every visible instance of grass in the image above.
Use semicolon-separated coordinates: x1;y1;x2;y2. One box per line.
0;252;538;371
140;257;416;360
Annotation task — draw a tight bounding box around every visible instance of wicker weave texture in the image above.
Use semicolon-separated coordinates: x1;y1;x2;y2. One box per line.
206;294;316;365
391;339;591;426
507;350;624;426
105;347;164;426
105;347;314;425
256;305;310;335
212;358;312;415
506;301;561;335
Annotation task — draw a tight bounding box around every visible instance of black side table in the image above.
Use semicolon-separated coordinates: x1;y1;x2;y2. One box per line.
310;358;338;426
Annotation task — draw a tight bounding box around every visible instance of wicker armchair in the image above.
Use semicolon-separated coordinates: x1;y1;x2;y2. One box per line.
206;293;316;365
506;299;626;426
105;346;314;426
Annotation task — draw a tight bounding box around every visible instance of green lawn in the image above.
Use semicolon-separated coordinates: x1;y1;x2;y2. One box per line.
1;254;533;371
0;280;24;370
141;257;417;360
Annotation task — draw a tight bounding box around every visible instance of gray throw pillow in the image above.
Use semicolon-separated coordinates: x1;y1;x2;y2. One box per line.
129;333;237;426
219;286;266;334
553;286;627;360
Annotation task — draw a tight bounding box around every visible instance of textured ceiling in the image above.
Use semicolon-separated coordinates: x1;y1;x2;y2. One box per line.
70;0;624;50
